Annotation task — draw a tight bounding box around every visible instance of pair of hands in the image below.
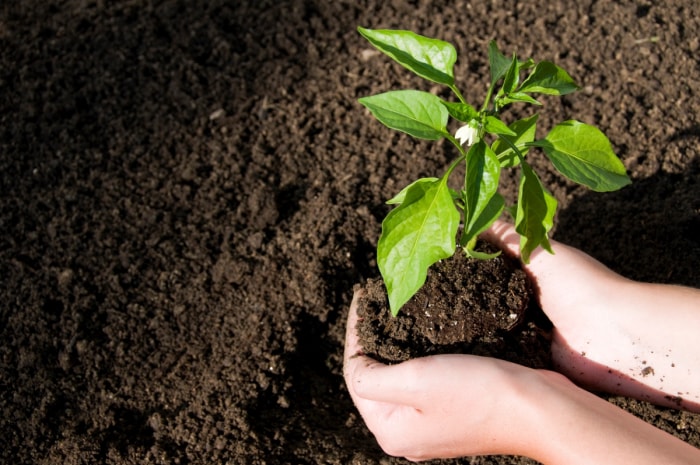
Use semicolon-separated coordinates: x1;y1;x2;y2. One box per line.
343;220;700;462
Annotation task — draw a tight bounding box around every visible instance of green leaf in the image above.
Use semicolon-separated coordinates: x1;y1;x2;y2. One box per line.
531;120;631;192
492;114;539;167
517;57;536;72
484;115;516;136
386;177;438;204
460;142;505;252
359;90;449;140
464;245;502;260
519;61;579;95
358;27;457;86
488;41;534;89
378;177;460;315
498;92;542;107
462;193;505;254
488;40;511;87
502;53;520;94
515;162;557;263
441;101;478;122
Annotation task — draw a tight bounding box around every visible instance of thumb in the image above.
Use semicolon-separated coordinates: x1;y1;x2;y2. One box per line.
481;219;522;259
344;290;431;407
347;356;423;405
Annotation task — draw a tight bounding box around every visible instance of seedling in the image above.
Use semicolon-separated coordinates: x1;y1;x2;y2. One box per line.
358;27;631;315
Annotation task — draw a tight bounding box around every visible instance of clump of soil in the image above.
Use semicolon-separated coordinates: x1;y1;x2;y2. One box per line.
356;242;552;368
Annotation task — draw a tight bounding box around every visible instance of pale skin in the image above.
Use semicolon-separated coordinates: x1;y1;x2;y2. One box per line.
343;220;700;464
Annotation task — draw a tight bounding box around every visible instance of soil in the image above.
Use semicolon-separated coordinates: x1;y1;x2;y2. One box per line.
357;242;553;369
1;1;699;464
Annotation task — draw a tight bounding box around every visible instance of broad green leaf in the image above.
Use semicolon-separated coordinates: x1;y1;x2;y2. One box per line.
462;142;500;230
359;90;449;140
386;177;438;204
378;177;460;315
462;193;505;255
502;53;520;94
441;101;478;122
492;114;539;167
484;115;516;136
531;120;631;192
488;40;511;87
460;142;505;252
515;162;557;263
519;61;579;95
488;41;534;88
358;27;457;86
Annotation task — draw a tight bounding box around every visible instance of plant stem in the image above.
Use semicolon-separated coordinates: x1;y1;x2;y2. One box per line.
444;133;468;178
450;84;467;104
480;81;497;112
445;133;468;158
496;133;526;164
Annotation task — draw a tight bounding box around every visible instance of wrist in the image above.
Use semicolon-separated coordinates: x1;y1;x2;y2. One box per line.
497;368;569;461
470;363;565;459
515;368;700;465
518;370;585;463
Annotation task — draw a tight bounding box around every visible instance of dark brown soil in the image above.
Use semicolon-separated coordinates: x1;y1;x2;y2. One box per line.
1;1;699;464
357;242;553;369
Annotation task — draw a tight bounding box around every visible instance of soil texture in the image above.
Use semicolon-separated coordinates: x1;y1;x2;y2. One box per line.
2;1;700;464
357;242;552;369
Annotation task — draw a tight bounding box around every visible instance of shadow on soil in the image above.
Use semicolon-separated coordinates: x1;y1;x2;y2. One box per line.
556;157;700;287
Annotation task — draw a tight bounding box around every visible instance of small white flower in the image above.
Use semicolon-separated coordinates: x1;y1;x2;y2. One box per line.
455;123;479;147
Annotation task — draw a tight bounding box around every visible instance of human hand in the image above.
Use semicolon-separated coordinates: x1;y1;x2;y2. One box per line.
344;289;700;464
482;220;700;412
482;220;629;334
343;291;539;461
482;220;639;392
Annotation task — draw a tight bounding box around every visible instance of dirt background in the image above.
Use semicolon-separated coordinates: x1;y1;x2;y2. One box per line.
1;1;699;464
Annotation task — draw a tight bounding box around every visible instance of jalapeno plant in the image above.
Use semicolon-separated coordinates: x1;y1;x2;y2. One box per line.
358;27;631;315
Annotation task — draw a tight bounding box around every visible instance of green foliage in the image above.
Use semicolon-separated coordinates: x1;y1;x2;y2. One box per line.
515;162;557;263
519;62;579;95
359;90;449;140
492;114;539;167
358;27;457;87
377;177;460;315
358;28;631;315
532;120;632;192
442;101;478;122
460;141;505;255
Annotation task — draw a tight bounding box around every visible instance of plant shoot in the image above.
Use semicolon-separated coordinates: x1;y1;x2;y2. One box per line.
358;27;631;315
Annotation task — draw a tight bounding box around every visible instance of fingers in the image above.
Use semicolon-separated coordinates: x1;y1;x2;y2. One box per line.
343;288;503;410
483;219;610;277
343;290;378;399
344;290;426;406
343;290;400;402
480;219;522;259
343;289;363;365
349;358;423;405
481;219;567;275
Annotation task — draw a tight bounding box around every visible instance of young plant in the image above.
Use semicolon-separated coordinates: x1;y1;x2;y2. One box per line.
358;27;631;316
